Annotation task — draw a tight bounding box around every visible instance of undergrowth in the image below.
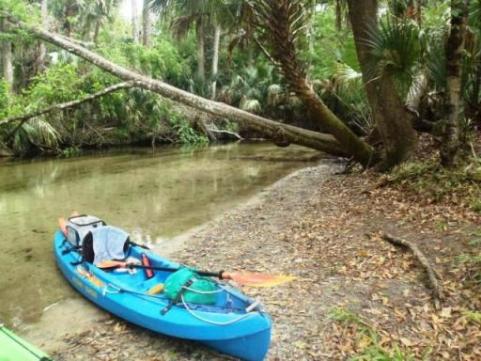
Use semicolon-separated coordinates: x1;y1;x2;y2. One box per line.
386;157;481;213
329;307;419;361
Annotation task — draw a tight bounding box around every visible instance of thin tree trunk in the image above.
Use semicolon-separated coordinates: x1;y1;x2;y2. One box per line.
0;18;14;87
347;0;417;169
131;0;138;42
37;0;48;70
211;23;221;99
142;0;151;47
416;0;423;25
196;18;206;84
1;82;137;137
335;0;342;31
93;19;101;45
441;0;470;166
64;1;76;37
5;21;347;157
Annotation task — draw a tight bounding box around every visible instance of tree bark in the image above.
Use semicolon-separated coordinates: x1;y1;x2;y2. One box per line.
131;0;139;42
5;21;347;156
211;23;221;99
441;0;470;167
335;0;342;31
0;81;137;137
37;0;48;70
196;18;206;85
347;0;418;169
142;0;151;47
1;18;14;87
93;19;101;45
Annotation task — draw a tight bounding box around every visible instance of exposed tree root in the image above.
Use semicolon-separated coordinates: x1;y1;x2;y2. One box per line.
380;233;444;308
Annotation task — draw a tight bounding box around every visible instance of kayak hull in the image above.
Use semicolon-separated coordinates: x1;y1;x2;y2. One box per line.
53;230;271;361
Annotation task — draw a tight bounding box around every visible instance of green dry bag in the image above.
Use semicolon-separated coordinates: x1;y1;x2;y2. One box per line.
164;268;217;305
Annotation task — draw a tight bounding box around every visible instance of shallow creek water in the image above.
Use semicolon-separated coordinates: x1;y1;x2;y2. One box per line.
0;143;315;332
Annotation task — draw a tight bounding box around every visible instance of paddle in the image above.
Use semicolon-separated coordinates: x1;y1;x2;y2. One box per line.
98;260;294;287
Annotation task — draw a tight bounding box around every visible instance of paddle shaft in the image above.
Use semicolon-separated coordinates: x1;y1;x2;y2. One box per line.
126;264;225;279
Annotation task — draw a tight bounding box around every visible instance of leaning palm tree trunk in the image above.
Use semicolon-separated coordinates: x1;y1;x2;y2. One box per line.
3;19;348;157
252;0;374;166
441;0;470;166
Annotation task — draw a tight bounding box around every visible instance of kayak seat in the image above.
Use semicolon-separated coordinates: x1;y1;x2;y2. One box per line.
81;226;131;265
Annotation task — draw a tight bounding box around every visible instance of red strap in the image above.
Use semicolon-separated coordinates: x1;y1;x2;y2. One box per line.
141;253;154;279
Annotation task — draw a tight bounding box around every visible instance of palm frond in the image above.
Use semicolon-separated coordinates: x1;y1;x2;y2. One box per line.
22;118;60;148
363;18;421;81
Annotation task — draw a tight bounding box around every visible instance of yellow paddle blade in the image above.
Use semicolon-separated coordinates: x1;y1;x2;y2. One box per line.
226;272;295;287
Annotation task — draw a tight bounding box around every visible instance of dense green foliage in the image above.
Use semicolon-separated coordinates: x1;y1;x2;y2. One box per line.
0;0;480;163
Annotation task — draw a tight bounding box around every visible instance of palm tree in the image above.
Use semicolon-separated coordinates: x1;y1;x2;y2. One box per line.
250;0;374;166
79;0;118;44
152;0;236;97
346;0;418;168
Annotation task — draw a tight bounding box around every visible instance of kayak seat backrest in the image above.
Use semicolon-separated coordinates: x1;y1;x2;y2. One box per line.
66;215;105;247
81;232;95;263
91;226;130;266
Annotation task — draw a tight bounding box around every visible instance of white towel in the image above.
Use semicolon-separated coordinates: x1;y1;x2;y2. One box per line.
92;226;129;265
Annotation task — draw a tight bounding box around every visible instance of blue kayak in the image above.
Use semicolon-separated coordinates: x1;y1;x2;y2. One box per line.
53;229;272;361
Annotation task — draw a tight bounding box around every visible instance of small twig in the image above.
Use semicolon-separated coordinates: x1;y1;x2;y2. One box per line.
380;233;444;308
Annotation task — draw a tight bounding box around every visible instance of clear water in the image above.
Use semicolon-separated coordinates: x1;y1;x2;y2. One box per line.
0;143;315;327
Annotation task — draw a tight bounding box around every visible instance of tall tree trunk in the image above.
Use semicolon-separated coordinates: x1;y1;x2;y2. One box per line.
0;18;14;88
347;0;417;169
37;0;48;71
142;0;151;47
335;0;342;31
93;19;101;45
131;0;138;42
64;1;77;37
253;1;374;166
416;0;423;25
196;18;206;85
211;23;221;99
7;21;348;157
441;0;470;167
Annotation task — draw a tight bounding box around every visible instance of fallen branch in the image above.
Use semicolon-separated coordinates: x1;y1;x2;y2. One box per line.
380;233;443;307
0;81;138;138
2;18;348;157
